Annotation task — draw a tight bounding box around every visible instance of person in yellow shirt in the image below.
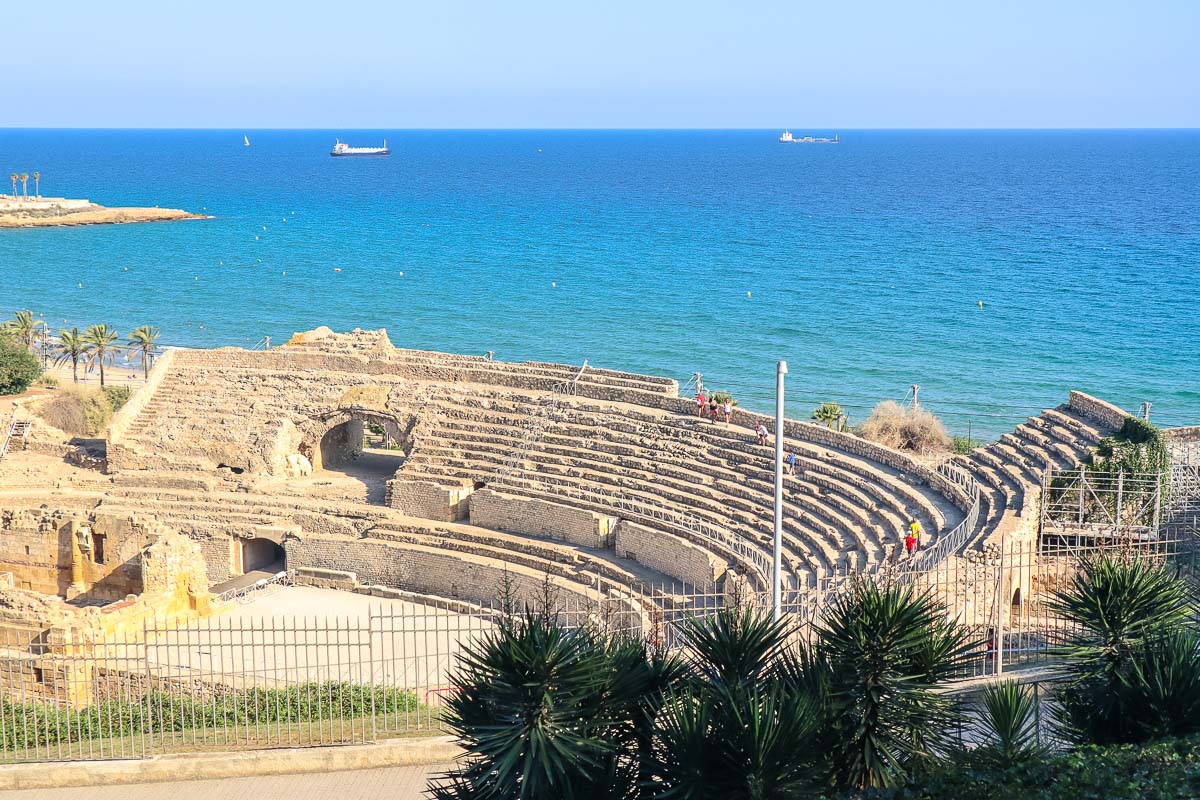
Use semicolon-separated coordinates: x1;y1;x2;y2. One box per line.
908;519;924;550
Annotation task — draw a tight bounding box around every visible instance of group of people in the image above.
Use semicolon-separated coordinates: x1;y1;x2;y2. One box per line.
695;391;734;425
905;519;925;556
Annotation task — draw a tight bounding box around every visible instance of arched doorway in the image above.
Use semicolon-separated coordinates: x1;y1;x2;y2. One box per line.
298;409;409;504
240;538;285;574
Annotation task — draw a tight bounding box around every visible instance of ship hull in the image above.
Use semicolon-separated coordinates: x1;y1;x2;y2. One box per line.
330;151;390;157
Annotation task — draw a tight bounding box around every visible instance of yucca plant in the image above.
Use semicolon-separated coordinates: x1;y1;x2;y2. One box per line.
1114;630;1200;742
431;610;678;800
1049;553;1198;745
971;680;1046;769
810;579;976;791
646;607;819;800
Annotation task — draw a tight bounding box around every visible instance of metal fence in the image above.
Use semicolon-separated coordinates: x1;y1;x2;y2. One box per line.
2;530;1197;765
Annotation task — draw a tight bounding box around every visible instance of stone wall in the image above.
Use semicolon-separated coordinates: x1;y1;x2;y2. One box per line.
1068;391;1129;431
469;489;615;549
0;509;155;601
388;478;472;522
283;533;598;608
613;520;723;588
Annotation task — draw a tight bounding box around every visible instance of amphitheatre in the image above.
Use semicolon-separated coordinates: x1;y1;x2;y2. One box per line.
4;323;1195;656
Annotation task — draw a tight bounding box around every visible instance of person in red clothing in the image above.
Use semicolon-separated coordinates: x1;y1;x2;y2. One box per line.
696;391;707;418
904;534;917;557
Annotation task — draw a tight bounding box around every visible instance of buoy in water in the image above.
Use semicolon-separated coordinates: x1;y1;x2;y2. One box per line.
255;236;260;241
282;271;286;276
399;271;404;276
334;268;342;273
978;300;984;308
77;282;83;288
746;291;752;298
219;261;224;265
123;267;128;271
262;226;266;231
551;282;557;287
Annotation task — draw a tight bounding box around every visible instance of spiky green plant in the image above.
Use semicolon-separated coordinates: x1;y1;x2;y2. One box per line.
1117;630;1200;742
810;579;976;791
646;606;819;799
1049;553;1198;745
972;680;1046;769
431;610;680;800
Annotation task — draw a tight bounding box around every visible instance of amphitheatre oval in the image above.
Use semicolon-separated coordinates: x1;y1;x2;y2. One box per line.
1;324;1178;631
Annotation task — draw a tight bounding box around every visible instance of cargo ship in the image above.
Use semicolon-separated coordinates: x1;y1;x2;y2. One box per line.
779;131;839;144
330;139;390;157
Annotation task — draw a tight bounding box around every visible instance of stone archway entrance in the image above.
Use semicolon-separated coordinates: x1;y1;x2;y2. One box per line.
296;408;411;505
241;538;285;573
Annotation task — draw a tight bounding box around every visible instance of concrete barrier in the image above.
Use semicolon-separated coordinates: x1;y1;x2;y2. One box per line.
0;735;462;791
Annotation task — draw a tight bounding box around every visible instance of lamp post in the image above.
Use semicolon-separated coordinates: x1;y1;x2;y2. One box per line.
773;360;788;621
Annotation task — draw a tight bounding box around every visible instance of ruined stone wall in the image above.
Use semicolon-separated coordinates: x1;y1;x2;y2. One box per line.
283;533;597;607
469;489;615;549
0;510;154;601
613;520;723;588
1068;391;1129;431
388;478;472;522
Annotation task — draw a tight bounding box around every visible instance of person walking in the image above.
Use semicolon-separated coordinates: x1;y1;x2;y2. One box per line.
786;450;797;476
708;397;719;423
905;533;917;557
696;390;707;419
723;398;733;425
908;519;924;550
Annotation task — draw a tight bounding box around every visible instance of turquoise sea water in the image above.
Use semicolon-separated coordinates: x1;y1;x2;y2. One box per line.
1;129;1197;436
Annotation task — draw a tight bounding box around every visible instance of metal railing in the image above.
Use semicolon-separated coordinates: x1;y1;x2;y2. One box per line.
215;570;291;605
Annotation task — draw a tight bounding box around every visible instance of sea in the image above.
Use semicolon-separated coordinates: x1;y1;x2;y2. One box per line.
1;129;1197;437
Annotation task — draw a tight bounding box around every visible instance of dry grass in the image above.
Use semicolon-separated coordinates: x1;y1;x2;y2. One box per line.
35;387;113;436
859;400;951;453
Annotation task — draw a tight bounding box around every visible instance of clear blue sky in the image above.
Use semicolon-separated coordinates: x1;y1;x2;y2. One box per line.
3;0;1197;128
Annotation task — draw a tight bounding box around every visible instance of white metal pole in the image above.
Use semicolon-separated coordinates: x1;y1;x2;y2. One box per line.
773;360;788;621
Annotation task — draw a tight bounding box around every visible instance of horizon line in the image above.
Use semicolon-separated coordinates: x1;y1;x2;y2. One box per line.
2;126;1199;132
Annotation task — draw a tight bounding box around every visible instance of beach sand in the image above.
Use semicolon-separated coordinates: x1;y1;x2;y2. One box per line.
0;205;206;228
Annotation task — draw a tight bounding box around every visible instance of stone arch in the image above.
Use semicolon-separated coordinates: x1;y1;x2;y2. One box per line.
297;407;411;473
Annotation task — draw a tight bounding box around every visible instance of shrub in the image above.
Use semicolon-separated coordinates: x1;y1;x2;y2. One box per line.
102;384;132;411
36;387;113;436
710;391;737;407
0;336;42;395
36;374;59;389
952;434;985;454
859;400;951;452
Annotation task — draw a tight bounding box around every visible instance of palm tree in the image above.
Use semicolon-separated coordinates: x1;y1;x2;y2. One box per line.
4;309;45;352
812;401;846;430
8;173;16;198
127;325;160;379
53;328;87;383
81;324;121;387
19;173;28;199
32;171;39;197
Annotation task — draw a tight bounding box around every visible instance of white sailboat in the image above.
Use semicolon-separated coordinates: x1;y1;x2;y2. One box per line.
244;135;251;147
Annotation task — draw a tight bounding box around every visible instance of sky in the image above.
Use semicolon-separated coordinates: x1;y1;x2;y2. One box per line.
2;0;1197;128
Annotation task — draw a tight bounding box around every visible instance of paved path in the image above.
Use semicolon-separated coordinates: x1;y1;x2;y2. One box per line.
0;764;449;800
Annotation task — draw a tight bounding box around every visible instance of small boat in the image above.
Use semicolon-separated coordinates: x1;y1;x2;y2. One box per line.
330;139;390;157
244;135;251;147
